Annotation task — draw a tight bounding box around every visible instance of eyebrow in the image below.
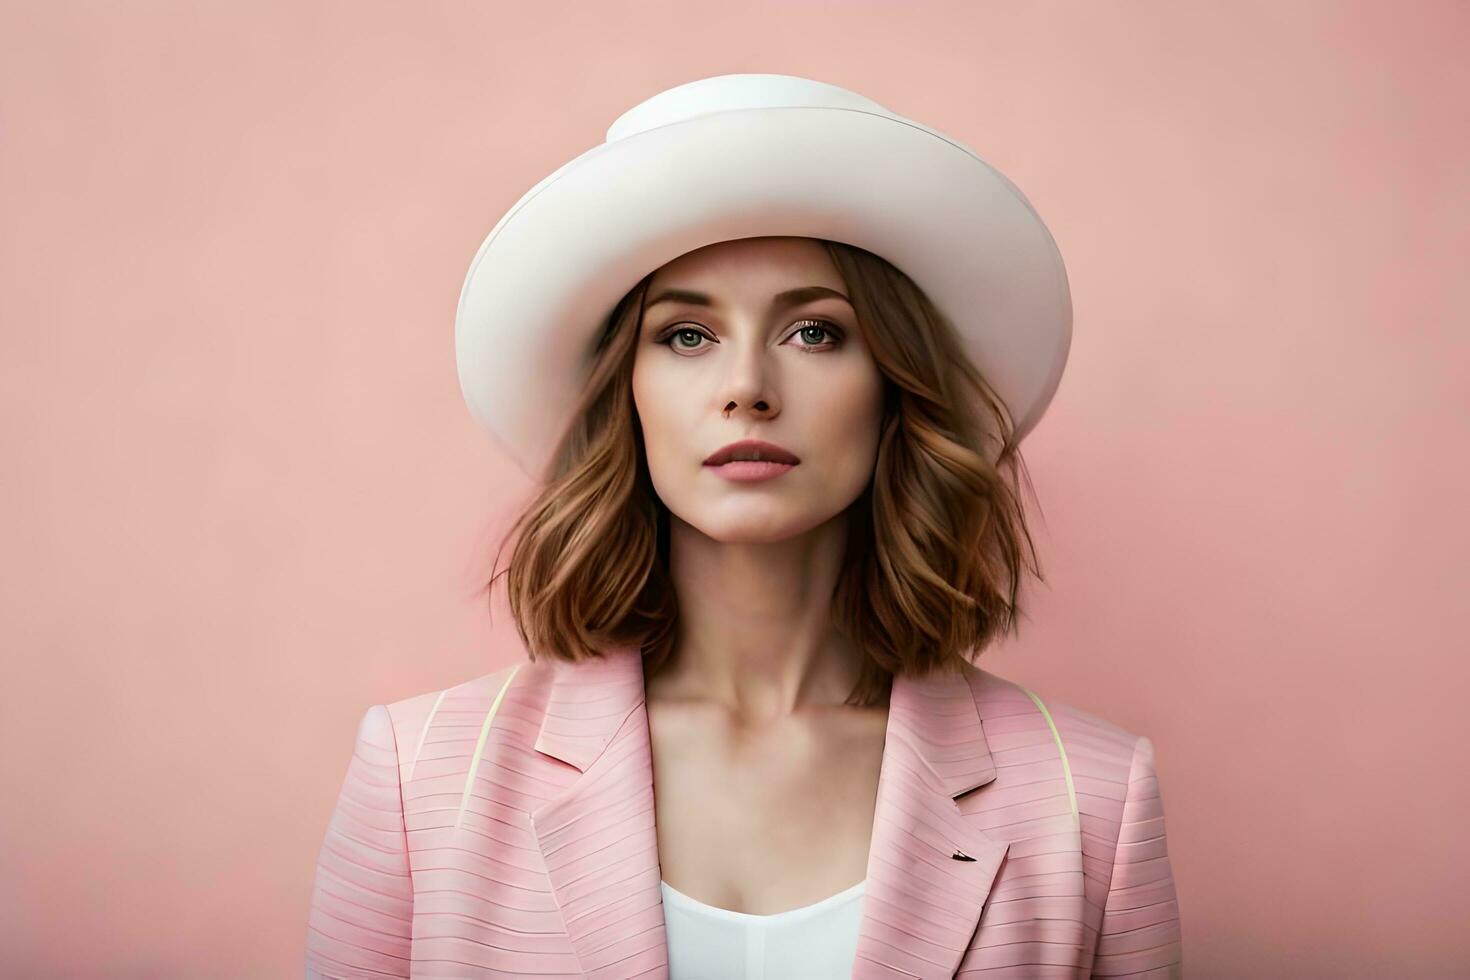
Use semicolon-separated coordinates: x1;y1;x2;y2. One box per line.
644;285;852;313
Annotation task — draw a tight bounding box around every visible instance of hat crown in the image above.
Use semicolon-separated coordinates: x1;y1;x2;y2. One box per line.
605;73;900;143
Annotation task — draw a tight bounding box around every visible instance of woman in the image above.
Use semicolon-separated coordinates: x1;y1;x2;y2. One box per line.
306;74;1183;979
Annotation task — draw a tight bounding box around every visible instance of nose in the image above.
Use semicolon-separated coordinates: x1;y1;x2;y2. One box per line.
717;342;780;420
722;396;772;418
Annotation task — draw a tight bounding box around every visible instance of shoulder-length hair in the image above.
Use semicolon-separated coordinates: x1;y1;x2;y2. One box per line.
486;239;1044;707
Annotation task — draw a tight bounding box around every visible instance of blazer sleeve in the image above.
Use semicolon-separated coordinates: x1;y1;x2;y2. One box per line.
305;704;414;979
1091;734;1184;977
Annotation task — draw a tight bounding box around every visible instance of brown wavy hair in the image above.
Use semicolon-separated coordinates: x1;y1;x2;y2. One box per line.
485;239;1044;707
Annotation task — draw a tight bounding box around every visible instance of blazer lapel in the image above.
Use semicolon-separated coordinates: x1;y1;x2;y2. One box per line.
526;646;1008;980
526;644;666;979
850;665;1010;979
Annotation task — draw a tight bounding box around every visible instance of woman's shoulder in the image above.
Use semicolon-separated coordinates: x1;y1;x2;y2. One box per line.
359;659;552;767
386;658;545;710
964;661;1158;774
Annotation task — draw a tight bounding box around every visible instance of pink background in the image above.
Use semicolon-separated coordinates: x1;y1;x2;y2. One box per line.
2;1;1466;976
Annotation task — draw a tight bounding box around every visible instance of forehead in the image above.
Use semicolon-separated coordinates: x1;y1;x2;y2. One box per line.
646;236;843;292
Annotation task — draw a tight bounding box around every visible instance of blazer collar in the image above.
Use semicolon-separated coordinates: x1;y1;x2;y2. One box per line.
528;644;1010;979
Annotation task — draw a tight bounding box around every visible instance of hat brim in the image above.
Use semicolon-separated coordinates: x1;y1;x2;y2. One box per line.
456;105;1071;480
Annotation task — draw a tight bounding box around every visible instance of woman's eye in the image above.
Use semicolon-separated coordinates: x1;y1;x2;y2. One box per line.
790;319;841;349
665;327;708;351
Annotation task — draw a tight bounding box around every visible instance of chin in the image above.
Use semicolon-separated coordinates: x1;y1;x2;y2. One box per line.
684;506;836;545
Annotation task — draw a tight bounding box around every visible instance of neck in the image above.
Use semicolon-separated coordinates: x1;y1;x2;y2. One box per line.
649;509;870;724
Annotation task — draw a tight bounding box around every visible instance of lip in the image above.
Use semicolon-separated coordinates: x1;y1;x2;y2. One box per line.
703;439;801;467
706;460;797;483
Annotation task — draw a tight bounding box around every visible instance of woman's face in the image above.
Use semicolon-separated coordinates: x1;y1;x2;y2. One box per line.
631;237;885;543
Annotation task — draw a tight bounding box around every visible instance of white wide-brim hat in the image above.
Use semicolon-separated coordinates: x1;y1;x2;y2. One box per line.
455;73;1071;483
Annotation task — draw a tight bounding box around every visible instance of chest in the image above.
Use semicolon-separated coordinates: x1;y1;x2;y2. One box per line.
645;701;888;916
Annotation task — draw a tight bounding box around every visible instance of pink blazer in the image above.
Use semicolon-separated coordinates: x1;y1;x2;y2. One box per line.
305;646;1183;978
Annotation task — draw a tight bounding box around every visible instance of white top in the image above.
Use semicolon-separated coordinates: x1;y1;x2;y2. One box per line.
660;877;867;979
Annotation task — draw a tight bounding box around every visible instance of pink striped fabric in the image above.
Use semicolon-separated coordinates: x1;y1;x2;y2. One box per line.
305;645;1183;977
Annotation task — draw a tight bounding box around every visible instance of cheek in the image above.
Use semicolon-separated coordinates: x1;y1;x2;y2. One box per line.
809;366;885;449
631;358;686;462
